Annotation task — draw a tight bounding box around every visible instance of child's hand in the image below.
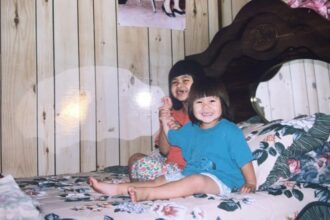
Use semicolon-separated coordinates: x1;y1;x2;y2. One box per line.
239;183;256;193
240;162;257;193
159;96;173;126
159;107;171;121
161;96;173;110
167;117;182;130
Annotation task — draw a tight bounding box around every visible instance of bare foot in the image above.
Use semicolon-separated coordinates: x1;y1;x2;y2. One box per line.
88;177;121;196
128;187;150;203
128;187;138;203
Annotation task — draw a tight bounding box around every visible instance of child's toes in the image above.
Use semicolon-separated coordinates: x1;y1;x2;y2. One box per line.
128;187;137;203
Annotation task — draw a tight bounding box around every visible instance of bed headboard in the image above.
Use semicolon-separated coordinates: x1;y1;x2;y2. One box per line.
187;0;330;123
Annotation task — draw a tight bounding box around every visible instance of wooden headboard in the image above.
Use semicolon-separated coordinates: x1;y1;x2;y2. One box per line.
187;0;330;122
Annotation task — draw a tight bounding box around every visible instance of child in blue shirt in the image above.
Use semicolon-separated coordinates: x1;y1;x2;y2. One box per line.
89;77;256;202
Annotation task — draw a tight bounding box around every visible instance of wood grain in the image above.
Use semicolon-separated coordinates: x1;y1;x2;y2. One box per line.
78;0;97;172
1;0;37;177
94;0;119;170
118;27;151;165
37;0;55;176
54;0;80;174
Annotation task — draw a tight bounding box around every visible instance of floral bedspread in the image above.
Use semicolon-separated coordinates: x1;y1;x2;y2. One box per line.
282;0;330;20
0;175;41;220
14;171;330;220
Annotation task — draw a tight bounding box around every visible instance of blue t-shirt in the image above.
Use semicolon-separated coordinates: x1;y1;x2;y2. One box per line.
168;119;253;189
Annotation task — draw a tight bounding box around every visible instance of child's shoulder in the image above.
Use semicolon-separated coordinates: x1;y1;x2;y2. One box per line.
219;119;241;131
219;118;236;127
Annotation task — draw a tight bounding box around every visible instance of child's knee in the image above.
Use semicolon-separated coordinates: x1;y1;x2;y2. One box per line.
153;175;166;185
128;153;146;167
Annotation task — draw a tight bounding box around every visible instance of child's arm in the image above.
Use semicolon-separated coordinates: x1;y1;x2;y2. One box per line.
158;97;173;155
240;162;257;193
157;126;170;155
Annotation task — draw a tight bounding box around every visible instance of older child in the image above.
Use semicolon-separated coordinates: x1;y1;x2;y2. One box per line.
89;77;256;202
128;59;205;181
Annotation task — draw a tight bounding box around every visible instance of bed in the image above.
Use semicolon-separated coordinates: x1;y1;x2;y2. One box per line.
2;0;330;219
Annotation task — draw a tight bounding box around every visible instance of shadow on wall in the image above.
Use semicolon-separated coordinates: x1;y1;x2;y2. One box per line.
16;66;164;142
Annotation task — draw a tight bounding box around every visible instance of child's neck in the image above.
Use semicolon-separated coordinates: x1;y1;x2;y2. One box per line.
182;102;188;113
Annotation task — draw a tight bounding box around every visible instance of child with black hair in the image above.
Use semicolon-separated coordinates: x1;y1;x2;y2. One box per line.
89;77;256;202
128;59;205;181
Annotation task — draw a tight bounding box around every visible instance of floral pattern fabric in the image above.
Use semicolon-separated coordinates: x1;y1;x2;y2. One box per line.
6;113;330;220
13;171;330;220
0;175;41;220
288;142;330;184
283;0;330;20
130;149;182;181
241;113;330;190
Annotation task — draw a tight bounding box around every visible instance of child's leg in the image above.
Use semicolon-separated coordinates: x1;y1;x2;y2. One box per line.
128;151;166;182
88;175;167;196
129;174;219;202
127;153;146;181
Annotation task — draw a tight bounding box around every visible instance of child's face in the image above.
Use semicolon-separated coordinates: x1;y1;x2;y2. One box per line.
193;96;222;128
170;74;194;102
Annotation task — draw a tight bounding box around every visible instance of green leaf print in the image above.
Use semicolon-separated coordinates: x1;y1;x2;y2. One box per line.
218;199;241;212
259;141;269;149
274;142;285;154
268;147;277;156
292;188;304;201
253;149;268;165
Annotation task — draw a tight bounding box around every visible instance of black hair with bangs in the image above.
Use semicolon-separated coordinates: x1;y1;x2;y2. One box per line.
169;59;205;110
187;77;231;125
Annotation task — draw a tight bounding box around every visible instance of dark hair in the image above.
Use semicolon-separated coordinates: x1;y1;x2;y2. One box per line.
169;59;205;110
187;77;231;124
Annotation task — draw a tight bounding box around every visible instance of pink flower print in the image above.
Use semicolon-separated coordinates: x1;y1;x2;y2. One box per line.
161;204;178;217
323;152;330;163
286;0;330;19
161;166;168;173
317;157;327;169
153;204;182;218
264;134;275;142
288;159;301;174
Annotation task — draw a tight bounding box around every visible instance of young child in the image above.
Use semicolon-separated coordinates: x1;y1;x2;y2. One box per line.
128;60;205;181
89;77;256;202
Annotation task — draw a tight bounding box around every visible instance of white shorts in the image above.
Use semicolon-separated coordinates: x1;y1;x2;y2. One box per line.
164;171;231;195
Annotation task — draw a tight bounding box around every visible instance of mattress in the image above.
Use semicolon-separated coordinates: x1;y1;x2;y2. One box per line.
11;169;329;220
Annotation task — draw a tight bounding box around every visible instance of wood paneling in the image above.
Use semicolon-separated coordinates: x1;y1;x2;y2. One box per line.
257;60;330;121
118;27;151;165
78;0;96;172
232;0;249;18
1;0;37;177
289;60;309;116
185;0;209;55
171;30;185;63
304;60;319;114
208;0;220;42
220;0;233;27
314;61;330;113
37;0;55;176
54;0;80;174
94;0;119;170
149;28;172;144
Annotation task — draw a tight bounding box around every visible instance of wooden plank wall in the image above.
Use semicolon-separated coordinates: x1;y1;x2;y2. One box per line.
0;0;224;178
256;60;330;121
1;0;328;178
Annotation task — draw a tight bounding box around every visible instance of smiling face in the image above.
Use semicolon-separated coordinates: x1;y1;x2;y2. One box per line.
193;96;222;128
170;74;194;102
